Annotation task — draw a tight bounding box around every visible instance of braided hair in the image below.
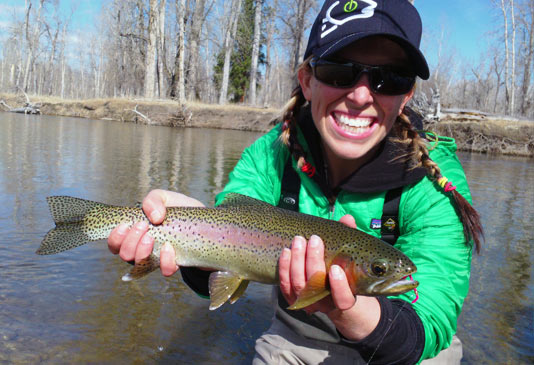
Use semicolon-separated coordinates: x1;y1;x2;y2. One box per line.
277;58;483;253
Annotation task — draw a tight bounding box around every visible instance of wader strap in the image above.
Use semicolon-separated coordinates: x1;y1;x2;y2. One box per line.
380;187;403;245
278;157;301;212
277;157;402;245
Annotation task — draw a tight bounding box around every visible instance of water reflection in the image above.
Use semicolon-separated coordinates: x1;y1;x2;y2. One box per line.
457;152;534;364
0;112;532;363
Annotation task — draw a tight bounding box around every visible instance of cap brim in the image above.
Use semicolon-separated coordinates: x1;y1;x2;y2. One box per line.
311;33;430;80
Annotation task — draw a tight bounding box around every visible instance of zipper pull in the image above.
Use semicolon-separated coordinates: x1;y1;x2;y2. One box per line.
329;203;335;219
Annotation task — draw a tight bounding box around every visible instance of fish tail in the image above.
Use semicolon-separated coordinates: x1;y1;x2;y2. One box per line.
37;224;92;255
46;196;104;224
36;196;108;255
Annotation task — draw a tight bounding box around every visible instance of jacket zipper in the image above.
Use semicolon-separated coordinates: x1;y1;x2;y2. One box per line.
329;202;335;219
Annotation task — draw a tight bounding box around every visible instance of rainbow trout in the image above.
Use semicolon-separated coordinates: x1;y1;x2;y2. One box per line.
37;193;418;310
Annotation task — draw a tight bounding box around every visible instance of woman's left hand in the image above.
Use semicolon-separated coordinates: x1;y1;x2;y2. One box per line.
278;214;381;341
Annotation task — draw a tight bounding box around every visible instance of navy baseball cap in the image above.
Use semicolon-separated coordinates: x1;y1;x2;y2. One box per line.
304;0;429;80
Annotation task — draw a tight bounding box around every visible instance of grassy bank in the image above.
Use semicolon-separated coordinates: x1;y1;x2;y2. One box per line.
1;93;533;157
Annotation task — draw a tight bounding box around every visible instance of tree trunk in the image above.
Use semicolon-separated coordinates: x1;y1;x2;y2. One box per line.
170;0;187;104
219;0;242;104
249;0;263;105
157;0;167;98
510;0;516;114
187;0;206;100
520;0;533;115
292;0;306;73
492;52;503;113
144;0;159;99
261;0;277;106
499;0;517;115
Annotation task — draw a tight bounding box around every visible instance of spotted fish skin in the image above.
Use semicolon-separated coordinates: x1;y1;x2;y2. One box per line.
38;193;418;310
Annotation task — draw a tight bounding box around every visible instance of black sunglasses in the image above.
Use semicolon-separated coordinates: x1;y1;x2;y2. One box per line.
309;58;416;95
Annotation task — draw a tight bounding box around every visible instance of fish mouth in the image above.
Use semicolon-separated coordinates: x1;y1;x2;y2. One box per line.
367;276;419;296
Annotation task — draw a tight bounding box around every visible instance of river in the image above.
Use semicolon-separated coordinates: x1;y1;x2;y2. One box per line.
0;113;532;364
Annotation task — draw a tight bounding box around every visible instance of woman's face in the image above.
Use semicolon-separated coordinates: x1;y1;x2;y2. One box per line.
299;36;414;165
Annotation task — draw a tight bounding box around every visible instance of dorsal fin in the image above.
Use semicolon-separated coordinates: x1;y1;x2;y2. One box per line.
218;193;273;208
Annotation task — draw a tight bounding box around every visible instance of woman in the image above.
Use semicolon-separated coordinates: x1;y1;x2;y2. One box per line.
108;1;482;363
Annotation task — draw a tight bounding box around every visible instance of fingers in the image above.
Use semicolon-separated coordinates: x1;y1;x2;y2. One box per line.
142;190;168;224
142;189;205;224
305;235;326;280
119;221;149;262
279;235;326;304
160;242;179;276
339;214;357;229
108;189;195;278
278;247;294;303
289;236;307;293
329;265;357;311
134;233;154;263
278;234;356;314
108;223;129;254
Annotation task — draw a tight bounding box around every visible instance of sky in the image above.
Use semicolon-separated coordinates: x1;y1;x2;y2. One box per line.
416;0;497;68
0;0;499;72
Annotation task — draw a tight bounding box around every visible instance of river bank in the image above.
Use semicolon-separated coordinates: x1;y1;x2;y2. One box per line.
1;93;533;157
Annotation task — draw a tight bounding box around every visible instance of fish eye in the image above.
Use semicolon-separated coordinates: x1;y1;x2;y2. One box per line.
371;259;389;277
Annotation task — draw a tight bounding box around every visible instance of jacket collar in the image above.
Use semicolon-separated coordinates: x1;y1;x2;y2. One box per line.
298;105;427;195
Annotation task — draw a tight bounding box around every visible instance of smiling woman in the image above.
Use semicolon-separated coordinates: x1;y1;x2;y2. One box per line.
298;36;416;183
106;1;482;364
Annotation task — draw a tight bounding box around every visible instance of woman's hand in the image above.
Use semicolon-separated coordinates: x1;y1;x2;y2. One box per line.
107;189;205;276
278;214;381;341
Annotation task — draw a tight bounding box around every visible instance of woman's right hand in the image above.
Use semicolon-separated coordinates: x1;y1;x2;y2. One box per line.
107;189;205;276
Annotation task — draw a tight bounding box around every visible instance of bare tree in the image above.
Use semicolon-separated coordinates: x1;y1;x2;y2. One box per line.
518;0;534;115
170;0;187;103
144;0;159;98
496;0;517;114
248;0;263;105
218;0;242;104
260;0;278;106
187;0;207;100
156;0;167;98
22;0;46;92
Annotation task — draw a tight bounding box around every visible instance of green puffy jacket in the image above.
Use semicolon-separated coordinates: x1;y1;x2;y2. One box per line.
215;124;473;361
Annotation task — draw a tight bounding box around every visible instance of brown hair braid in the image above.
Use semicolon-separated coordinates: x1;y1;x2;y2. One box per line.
277;59;337;202
393;113;483;253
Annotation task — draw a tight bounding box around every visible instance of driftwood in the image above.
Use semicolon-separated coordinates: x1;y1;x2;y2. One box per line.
0;89;41;114
125;104;152;124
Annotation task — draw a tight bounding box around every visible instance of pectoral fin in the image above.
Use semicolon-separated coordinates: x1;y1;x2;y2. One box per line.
288;271;330;310
229;279;250;304
208;271;249;310
122;254;160;281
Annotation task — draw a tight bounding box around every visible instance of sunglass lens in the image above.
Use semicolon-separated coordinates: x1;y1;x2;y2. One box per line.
313;59;415;95
371;68;415;95
314;63;356;88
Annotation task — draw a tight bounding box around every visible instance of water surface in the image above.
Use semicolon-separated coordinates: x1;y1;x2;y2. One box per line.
0;112;532;363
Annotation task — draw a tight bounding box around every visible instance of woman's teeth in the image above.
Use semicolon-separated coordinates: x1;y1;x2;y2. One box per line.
336;114;372;134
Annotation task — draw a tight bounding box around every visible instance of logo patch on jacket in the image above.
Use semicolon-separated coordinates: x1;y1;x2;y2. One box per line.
382;217;397;232
370;218;381;229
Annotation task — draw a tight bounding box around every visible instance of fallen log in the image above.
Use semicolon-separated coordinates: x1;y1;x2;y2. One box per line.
0;96;41;114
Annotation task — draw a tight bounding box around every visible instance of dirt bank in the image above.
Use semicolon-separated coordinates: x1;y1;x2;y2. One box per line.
1;93;533;157
0;93;278;132
430;112;534;157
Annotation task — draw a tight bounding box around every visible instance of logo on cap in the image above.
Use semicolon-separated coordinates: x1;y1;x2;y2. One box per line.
321;0;377;39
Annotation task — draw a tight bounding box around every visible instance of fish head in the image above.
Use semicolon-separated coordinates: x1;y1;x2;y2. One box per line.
334;242;418;297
